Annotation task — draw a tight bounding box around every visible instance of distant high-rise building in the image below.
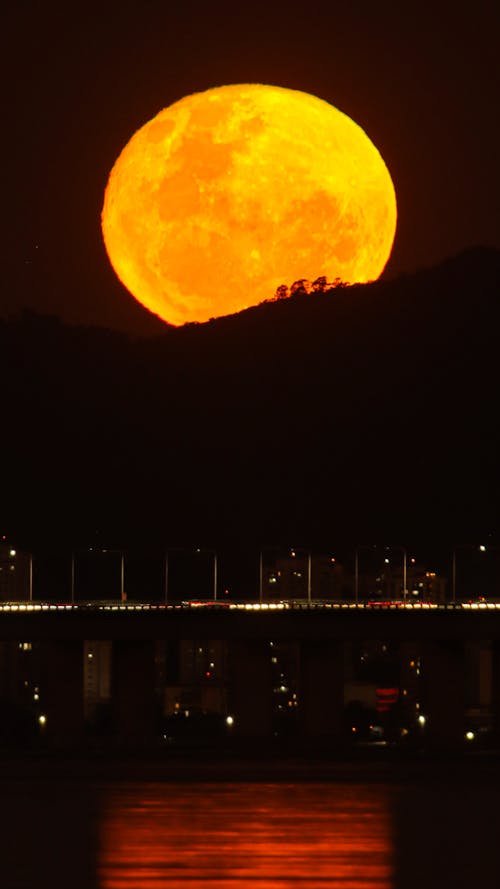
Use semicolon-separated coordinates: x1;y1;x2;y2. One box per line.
164;639;227;716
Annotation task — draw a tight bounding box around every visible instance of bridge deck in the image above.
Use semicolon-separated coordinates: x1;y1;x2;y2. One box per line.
0;601;499;640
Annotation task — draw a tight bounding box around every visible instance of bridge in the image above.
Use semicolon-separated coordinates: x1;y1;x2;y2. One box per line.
0;599;499;640
1;600;500;751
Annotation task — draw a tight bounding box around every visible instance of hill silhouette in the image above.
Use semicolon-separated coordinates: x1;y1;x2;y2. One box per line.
2;246;499;552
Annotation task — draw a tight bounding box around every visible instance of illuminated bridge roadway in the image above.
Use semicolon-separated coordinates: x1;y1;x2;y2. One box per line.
0;600;499;641
2;601;500;750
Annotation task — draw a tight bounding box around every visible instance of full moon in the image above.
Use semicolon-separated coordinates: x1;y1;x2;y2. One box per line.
102;84;397;326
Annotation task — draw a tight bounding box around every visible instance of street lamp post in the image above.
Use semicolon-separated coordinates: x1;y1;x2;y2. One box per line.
165;547;218;602
71;547;125;602
164;551;169;604
354;549;359;603
120;553;125;601
452;549;456;603
451;544;488;603
258;551;263;603
213;550;218;601
307;551;312;603
386;546;407;601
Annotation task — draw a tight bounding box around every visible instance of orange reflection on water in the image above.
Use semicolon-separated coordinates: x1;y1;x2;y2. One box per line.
99;781;393;888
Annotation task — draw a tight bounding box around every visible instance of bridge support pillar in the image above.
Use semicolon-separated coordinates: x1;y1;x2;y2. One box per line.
40;640;84;745
227;640;272;737
111;640;157;745
421;640;465;749
300;641;344;742
491;641;500;743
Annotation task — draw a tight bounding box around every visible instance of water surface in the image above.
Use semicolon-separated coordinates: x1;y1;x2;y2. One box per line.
99;782;393;888
1;762;499;888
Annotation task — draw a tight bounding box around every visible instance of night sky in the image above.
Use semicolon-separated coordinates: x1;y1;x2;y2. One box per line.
4;1;500;333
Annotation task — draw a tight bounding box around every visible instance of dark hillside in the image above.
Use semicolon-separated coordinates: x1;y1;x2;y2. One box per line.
1;247;499;548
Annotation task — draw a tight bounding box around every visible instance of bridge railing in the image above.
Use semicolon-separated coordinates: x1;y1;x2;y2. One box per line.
0;600;500;612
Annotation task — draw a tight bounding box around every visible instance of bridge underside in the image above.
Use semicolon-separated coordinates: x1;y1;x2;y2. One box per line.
1;630;499;752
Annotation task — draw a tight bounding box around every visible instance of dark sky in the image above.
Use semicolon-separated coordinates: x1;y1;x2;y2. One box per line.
4;1;499;333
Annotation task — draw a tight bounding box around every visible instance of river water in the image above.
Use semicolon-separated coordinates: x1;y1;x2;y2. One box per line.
100;782;391;888
0;762;498;888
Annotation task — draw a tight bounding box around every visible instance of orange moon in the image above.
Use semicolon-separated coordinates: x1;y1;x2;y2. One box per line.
102;84;397;326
